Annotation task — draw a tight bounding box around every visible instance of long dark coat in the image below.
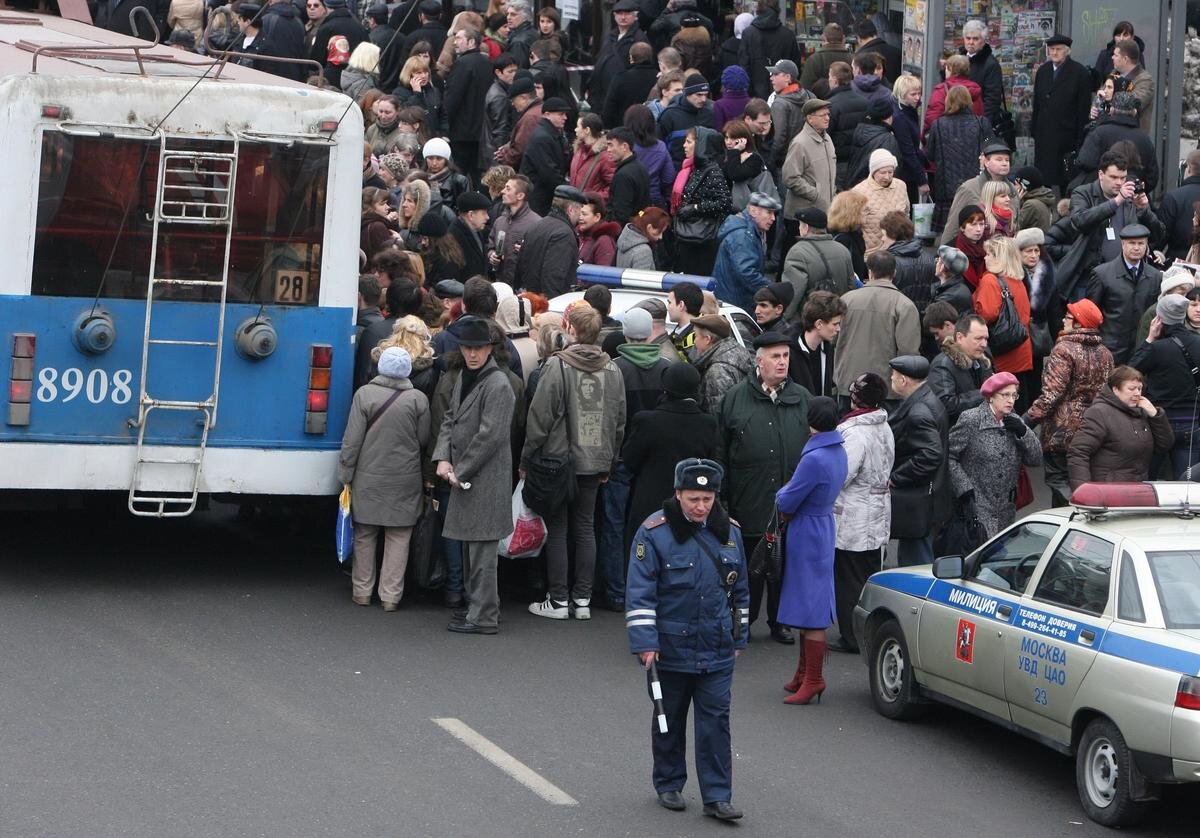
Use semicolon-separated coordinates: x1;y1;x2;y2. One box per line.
776;431;848;629
888;384;951;539
1031;57;1092;189
519;119;569;216
620;399;719;548
925;111;992;233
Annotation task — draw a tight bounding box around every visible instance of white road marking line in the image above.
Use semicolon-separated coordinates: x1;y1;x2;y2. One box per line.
432;717;578;806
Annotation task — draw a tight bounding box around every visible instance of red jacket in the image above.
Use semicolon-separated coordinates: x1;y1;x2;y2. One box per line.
569;143;616;202
578;220;620;266
973;272;1033;374
922;77;985;138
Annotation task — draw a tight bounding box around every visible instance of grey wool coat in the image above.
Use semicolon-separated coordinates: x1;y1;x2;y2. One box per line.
948;404;1042;538
338;377;431;527
432;358;516;542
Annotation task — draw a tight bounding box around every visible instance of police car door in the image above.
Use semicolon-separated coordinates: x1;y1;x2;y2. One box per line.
917;521;1062;720
1004;528;1116;744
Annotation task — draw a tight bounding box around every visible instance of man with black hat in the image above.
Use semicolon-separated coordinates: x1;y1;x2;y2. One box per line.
939;141;1019;246
515;184;585;296
432;279;464;315
494;76;541;168
625;457;749;821
255;0;306;81
399;0;448;71
691;315;754;415
520;98;571;216
1031;34;1092;192
657;73;717;169
365;3;395;49
1012;166;1058;232
738;0;803;100
589;0;650;114
887;354;950;567
1088;223;1163;364
449;192;492;279
715;330;809;644
444;25;495;186
434;316;517;635
713;192;782;314
308;0;367;89
781;206;855;316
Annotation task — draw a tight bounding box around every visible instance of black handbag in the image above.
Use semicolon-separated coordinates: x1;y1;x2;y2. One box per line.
749;506;785;583
987;276;1028;355
522;360;577;517
673;169;723;243
933;499;989;558
407;489;445;589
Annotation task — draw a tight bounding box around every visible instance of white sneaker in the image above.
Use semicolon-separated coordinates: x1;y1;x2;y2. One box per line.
572;599;591;620
529;597;569;619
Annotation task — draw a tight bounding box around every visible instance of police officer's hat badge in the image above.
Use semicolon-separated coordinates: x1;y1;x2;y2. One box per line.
696;475;707;486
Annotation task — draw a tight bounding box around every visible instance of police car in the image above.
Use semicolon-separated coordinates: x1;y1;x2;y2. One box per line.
854;482;1200;827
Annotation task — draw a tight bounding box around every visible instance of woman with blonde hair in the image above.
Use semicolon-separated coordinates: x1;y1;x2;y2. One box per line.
827;190;869;280
395;179;432;249
974;236;1034;399
891;74;929;203
341;41;380;101
980;180;1015;238
376;314;439;398
396;55;446;137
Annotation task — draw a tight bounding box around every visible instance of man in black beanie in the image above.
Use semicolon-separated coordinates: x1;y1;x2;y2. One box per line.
657;72;716;168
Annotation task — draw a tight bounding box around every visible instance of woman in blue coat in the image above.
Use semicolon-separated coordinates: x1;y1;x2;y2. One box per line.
775;397;848;705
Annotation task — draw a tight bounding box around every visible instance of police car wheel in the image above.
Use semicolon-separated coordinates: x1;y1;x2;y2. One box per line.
1075;718;1147;827
868;618;923;720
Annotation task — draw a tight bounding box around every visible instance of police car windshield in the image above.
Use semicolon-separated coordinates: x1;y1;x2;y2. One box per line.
1146;551;1200;629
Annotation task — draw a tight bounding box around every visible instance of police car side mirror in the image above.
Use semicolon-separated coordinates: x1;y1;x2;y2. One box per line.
932;555;964;579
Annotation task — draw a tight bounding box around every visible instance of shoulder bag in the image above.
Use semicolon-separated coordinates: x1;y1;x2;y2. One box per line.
689;531;742;643
987;275;1028;356
522;359;578;516
673;168;724;244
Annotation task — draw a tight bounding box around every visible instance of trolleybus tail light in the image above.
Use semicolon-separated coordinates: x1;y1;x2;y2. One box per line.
318;120;339;135
305;344;332;434
41;104;67;119
8;333;35;426
1177;676;1200;711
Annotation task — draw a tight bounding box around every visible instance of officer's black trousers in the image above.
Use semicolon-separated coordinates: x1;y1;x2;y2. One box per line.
651;666;734;804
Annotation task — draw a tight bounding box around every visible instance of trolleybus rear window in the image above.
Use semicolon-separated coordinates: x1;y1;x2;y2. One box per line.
32;133;329;305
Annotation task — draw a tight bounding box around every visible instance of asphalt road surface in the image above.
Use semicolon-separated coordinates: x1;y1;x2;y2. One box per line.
1;499;1196;838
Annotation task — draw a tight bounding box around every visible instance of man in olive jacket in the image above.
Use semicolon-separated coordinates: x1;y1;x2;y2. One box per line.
716;331;809;644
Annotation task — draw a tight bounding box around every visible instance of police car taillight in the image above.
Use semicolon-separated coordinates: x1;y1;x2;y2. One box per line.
1176;676;1200;710
8;333;34;426
305;344;332;434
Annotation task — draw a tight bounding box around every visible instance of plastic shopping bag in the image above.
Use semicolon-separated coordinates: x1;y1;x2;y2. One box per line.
912;196;935;240
500;479;547;558
336;485;354;565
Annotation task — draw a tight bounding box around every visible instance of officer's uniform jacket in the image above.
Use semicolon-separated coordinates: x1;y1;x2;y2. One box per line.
626;498;751;673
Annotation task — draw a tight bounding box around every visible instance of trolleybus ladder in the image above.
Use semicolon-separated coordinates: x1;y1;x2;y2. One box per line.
129;135;239;517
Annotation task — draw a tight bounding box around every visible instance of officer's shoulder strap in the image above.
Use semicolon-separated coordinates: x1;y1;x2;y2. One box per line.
643;514;667;530
729;517;740;529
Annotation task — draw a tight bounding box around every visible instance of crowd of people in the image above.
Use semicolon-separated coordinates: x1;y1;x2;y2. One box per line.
111;1;1198;693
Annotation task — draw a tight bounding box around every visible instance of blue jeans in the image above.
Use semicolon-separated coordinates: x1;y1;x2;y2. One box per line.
597;463;633;605
896;535;933;567
436;485;464;594
1168;417;1200;480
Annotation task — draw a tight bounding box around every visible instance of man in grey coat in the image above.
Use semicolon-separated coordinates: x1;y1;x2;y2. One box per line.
487;175;543;287
434;317;517;635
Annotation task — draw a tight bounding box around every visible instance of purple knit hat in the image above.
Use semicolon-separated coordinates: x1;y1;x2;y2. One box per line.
720;64;750;91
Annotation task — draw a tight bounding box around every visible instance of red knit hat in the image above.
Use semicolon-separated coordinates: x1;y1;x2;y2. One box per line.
1066;299;1103;330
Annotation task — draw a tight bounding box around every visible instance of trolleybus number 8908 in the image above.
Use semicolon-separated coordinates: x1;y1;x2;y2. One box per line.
37;368;134;405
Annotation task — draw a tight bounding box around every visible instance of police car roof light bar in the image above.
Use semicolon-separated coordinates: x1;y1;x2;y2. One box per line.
575;264;714;293
1069;482;1199;518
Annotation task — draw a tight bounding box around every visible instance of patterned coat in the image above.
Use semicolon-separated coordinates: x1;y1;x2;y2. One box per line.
851;176;911;256
948;404;1043;538
1025;330;1113;454
833;410;895;551
694;337;754;415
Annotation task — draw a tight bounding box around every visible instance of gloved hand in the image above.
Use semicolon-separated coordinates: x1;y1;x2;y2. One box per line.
1002;414;1026;436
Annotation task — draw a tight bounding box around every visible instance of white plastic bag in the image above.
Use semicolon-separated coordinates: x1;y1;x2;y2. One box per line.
912;196;935;240
499;479;547;558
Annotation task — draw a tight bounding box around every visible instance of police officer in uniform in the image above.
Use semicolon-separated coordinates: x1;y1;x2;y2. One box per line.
625;458;750;821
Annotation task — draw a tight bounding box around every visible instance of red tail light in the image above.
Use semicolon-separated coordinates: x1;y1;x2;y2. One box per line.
1177;676;1200;710
305;343;331;434
310;344;333;367
8;333;34;426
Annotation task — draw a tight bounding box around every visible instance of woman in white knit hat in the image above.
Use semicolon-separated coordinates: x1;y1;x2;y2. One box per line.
851;147;910;255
